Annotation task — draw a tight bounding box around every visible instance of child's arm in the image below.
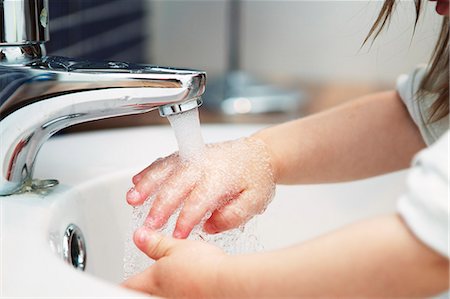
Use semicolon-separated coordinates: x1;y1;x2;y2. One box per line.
225;215;448;297
253;90;426;184
123;215;449;298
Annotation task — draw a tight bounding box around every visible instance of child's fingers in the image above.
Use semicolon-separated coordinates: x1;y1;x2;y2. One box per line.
124;227;180;294
171;184;211;239
132;165;152;185
144;170;197;230
172;186;239;239
203;191;255;234
121;266;157;295
132;154;177;185
127;161;177;206
134;226;180;260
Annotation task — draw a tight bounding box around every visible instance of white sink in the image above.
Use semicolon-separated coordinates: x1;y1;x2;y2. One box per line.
0;124;407;297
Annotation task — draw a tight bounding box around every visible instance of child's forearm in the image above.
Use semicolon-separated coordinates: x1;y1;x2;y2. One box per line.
221;215;449;298
253;91;426;184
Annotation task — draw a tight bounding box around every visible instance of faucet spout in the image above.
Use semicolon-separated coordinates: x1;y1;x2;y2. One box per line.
0;54;206;196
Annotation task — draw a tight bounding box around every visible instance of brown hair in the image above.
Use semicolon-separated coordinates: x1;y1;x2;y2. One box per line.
364;0;449;122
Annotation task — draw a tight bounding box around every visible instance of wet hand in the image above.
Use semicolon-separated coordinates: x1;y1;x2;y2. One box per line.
126;137;276;238
122;227;228;298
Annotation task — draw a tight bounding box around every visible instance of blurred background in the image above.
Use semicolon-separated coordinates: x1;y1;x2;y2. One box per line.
47;0;443;132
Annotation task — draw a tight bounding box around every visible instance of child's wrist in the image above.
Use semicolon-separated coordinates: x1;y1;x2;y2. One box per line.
250;131;281;184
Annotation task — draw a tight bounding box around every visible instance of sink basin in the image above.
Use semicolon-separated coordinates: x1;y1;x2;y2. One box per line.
0;124;407;297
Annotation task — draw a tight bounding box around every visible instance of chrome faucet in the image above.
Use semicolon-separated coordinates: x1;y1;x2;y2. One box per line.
0;0;206;196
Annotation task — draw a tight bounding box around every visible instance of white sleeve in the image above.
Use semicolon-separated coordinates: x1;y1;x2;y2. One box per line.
396;65;448;145
396;65;425;117
397;130;449;258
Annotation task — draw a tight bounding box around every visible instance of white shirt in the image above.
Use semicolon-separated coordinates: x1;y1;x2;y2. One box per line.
397;131;449;258
396;66;449;296
396;66;449;258
395;66;449;297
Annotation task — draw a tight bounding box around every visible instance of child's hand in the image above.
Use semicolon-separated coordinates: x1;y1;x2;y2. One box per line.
126;137;276;238
122;227;229;298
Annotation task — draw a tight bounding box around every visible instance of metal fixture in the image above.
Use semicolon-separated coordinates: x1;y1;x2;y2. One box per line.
63;224;86;271
0;0;49;45
159;97;203;117
0;0;206;196
203;0;303;115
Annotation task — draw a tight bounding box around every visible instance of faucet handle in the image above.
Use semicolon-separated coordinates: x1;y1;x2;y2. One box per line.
27;56;204;77
28;57;130;72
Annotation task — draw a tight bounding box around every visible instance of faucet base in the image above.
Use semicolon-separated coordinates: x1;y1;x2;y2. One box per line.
15;179;59;196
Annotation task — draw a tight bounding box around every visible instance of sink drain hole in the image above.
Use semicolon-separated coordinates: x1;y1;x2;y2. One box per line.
63;224;86;271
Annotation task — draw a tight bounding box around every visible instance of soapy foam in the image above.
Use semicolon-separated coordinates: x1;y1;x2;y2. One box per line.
123;107;274;280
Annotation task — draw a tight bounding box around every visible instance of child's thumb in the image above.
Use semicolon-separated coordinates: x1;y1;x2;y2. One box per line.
133;226;177;260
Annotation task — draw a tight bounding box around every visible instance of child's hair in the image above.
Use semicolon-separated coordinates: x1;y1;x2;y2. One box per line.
364;0;449;122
